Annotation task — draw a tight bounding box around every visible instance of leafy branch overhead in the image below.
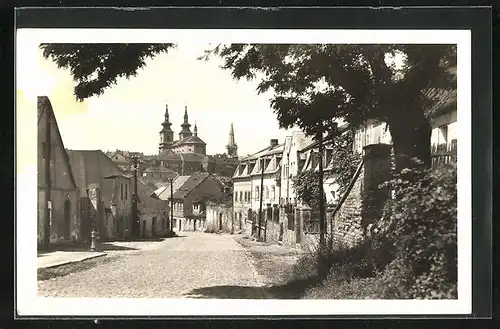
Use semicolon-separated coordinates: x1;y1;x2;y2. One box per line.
39;43;175;101
206;43;456;172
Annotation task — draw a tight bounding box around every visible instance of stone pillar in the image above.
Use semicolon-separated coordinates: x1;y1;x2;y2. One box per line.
361;144;392;236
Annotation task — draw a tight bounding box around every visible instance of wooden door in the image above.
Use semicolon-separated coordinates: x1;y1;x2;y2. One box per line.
64;199;71;239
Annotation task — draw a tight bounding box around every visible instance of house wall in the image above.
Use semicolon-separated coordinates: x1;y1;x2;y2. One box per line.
353;120;392;155
430;110;457;147
175;177;223;231
251;175;279;210
37;188;80;245
37;100;80;245
139;211;168;238
324;176;340;205
206;204;235;233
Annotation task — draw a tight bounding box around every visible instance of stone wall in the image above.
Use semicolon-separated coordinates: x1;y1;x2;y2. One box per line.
331;144;392;249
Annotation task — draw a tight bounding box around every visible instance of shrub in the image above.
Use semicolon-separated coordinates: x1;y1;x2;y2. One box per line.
378;162;457;299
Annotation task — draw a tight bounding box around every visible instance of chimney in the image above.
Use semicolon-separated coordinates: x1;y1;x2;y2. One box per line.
270;139;278;148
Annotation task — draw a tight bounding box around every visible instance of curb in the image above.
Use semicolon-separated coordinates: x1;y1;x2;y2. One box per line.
39;252;107;269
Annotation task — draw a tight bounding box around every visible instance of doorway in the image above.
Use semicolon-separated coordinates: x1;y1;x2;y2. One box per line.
152;217;157;237
219;213;223;231
64;199;71;239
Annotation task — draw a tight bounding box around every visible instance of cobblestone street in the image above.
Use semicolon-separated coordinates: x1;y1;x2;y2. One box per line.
38;232;267;299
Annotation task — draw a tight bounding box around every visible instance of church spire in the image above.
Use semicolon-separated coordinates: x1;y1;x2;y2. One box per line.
226;122;238;158
159;103;174;154
183;105;189;123
194;121;198;136
164;104;170;120
179;105;193;139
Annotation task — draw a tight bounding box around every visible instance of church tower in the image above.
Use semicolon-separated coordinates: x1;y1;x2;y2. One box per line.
159;104;174;154
179;105;193;140
226;122;238;158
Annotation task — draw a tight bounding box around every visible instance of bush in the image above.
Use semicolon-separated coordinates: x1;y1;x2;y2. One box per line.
297;163;457;299
378;162;458;299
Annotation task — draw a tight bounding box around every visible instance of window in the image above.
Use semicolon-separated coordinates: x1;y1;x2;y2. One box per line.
239;191;243;201
265;186;269;199
256;186;260;200
120;183;123;200
331;190;336;200
271;186;276;201
124;184;128;200
235;192;238;202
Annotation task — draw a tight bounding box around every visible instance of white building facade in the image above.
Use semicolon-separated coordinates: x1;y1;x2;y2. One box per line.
232;139;283;225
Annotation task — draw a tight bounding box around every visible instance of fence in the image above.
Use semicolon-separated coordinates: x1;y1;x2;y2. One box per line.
431;139;457;169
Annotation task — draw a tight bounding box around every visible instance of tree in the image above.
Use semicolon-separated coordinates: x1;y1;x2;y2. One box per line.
40;43;174;100
201;44;456;173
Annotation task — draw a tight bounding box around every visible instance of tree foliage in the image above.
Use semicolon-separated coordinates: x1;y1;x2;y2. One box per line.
203;44;456;172
291;170;326;209
291;129;361;209
39;43;174;100
327;129;362;197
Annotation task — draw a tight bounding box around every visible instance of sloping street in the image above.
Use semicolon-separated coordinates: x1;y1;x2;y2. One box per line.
38;232;267;299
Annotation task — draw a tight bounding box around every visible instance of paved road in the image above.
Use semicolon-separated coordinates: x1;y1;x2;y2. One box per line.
38;232;267;299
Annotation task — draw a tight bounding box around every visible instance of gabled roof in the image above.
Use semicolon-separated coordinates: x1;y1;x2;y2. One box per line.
137;180;167;210
172;172;210;199
152;175;191;201
37;96;77;189
67;149;126;188
183;135;206;145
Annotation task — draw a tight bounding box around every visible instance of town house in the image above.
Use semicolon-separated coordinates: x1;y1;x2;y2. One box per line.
232;139;283;233
151;172;225;232
67;150;133;241
37;96;80;247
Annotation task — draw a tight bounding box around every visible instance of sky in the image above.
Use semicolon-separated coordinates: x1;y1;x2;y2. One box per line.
17;40;296;158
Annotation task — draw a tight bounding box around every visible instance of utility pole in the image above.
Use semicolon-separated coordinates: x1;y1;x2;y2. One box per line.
170;177;174;233
318;132;326;252
131;156;139;238
258;157;265;240
43;105;52;251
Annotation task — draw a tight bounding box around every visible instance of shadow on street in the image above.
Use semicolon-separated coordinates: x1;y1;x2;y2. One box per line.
184;285;265;299
184;275;325;299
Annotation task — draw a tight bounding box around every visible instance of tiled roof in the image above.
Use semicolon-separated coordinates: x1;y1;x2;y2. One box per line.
152;175;191;201
422;87;457;117
67;150;125;188
67;149;131;207
172;172;210;199
183;135;206;145
137;180;167;210
241;143;284;162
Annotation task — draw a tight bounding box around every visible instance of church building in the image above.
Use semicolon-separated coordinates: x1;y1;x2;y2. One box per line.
141;104;239;181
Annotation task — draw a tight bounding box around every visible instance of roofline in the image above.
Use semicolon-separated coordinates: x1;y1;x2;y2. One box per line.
172;173;210;199
39;96;78;189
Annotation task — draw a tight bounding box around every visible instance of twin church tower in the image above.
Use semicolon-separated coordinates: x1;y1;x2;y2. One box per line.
158;104;238;158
